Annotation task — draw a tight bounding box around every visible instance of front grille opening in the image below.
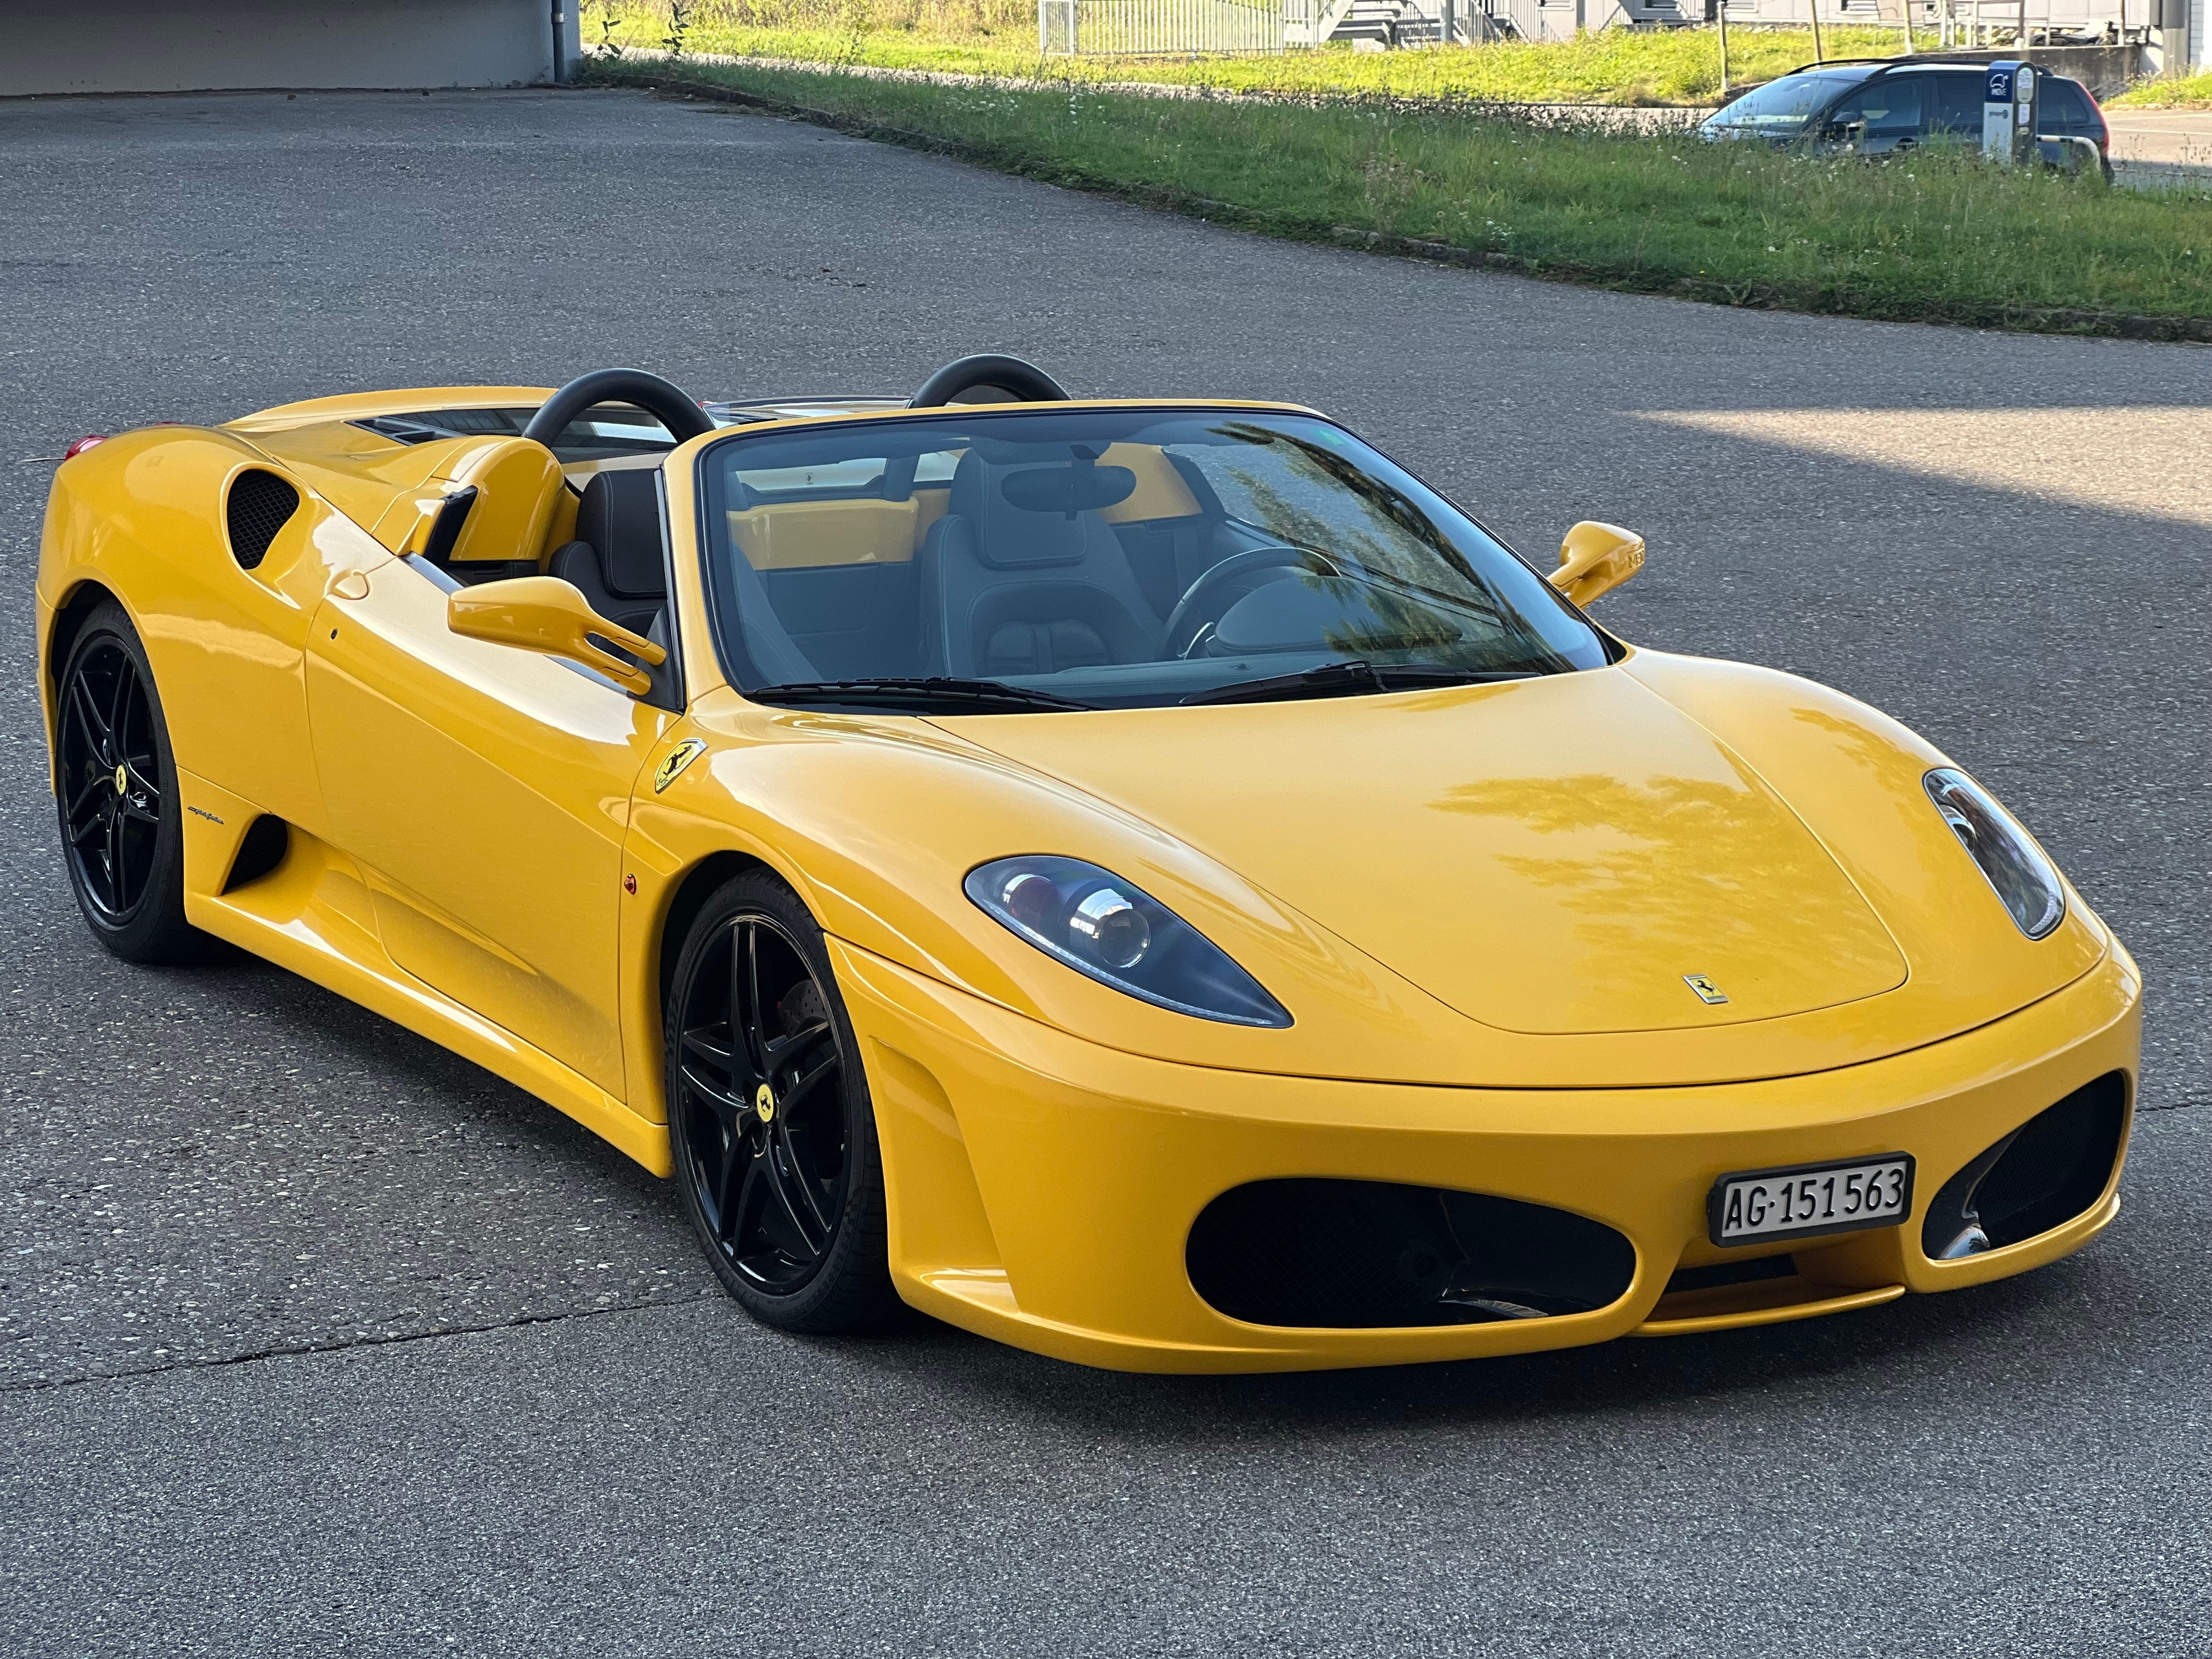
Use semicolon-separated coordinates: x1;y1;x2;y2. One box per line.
1186;1178;1637;1329
225;469;300;570
1664;1255;1797;1296
1922;1071;2129;1261
221;815;290;893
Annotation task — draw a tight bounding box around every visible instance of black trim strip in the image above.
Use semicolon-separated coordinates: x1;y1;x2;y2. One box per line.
420;487;478;566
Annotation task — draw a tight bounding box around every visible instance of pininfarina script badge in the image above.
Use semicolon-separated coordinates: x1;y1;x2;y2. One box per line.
653;738;708;793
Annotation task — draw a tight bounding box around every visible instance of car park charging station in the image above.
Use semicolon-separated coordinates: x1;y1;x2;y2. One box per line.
1982;61;2040;165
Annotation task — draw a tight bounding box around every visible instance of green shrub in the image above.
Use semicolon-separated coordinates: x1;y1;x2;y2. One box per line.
2110;70;2212;110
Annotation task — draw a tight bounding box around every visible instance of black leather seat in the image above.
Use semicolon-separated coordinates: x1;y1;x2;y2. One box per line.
551;469;667;638
917;451;1163;679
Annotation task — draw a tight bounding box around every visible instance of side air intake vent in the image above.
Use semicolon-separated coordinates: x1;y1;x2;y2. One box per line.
221;815;291;894
1187;1178;1637;1328
225;469;301;570
1922;1071;2129;1261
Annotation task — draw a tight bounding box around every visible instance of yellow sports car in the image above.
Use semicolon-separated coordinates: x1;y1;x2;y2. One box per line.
37;355;2139;1372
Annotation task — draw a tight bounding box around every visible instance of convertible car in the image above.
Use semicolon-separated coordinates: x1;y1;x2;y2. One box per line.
36;354;2138;1371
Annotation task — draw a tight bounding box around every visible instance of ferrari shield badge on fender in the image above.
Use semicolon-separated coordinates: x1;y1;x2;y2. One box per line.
1683;974;1729;1006
654;738;708;793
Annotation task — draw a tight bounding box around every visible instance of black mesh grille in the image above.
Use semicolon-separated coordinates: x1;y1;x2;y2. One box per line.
225;470;300;570
1187;1179;1638;1329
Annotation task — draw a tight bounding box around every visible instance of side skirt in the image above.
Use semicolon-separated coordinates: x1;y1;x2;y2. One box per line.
177;770;673;1176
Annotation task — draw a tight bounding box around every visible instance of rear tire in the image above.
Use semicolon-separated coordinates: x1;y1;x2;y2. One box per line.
665;870;898;1334
52;601;205;965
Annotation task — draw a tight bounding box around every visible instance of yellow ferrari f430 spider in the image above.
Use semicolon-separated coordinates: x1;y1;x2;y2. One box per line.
36;356;2140;1371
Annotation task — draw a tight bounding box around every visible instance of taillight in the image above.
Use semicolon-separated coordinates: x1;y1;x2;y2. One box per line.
2086;88;2111;155
63;435;108;459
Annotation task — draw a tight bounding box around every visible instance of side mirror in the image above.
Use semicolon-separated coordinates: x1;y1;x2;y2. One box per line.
1548;521;1645;608
447;576;666;696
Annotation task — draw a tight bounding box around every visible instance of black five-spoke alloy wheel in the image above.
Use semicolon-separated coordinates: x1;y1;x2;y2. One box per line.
54;601;201;963
666;872;895;1331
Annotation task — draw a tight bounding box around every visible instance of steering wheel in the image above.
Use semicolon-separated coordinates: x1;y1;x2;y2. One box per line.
909;353;1071;409
1161;546;1341;659
521;368;716;449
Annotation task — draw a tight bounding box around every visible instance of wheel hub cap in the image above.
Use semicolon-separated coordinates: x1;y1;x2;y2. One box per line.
673;913;850;1294
60;637;161;923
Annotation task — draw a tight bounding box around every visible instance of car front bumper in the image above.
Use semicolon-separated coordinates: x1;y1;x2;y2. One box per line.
833;939;2141;1373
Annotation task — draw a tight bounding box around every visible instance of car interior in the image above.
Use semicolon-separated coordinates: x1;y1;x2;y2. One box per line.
382;356;1229;691
374;370;742;700
370;355;1589;709
727;438;1242;685
697;401;1602;705
549;469;668;643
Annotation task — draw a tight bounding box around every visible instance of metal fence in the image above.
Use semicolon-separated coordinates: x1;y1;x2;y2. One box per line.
1039;0;1292;54
1045;0;2152;47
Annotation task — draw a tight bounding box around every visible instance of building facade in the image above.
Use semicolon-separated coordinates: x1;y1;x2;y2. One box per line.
3;0;584;98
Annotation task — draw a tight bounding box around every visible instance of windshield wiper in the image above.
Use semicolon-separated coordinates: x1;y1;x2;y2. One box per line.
1180;660;1539;708
746;676;1099;713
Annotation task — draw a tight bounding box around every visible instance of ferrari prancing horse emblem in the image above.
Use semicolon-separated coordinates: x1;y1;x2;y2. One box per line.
1683;974;1730;1006
654;738;708;793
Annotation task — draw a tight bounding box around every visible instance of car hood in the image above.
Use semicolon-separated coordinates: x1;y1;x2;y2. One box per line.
944;667;1911;1036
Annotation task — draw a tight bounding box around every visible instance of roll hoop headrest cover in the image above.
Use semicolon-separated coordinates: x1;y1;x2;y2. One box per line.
909;353;1071;409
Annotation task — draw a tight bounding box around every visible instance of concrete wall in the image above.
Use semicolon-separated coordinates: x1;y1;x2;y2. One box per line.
2;0;584;97
2013;43;2148;96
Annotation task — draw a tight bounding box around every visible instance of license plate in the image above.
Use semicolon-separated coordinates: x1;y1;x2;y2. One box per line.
1707;1154;1915;1248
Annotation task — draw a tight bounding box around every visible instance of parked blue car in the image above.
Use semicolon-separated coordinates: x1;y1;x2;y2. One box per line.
1700;55;2113;178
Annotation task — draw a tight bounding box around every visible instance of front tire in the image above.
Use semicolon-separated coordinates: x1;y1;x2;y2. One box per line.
665;870;897;1333
52;601;204;965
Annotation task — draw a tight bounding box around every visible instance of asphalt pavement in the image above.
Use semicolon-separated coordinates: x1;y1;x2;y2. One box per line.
1;88;2207;1658
2106;105;2212;168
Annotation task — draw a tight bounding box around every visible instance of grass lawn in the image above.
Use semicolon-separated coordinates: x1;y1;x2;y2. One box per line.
2110;70;2212;110
590;1;1917;106
591;54;2211;335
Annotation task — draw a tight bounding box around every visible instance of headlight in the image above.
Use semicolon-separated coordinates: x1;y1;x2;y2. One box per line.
1923;768;2066;940
964;855;1291;1028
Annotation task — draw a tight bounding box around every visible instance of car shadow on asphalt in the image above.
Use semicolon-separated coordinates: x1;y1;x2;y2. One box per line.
814;1256;2118;1442
178;945;672;1196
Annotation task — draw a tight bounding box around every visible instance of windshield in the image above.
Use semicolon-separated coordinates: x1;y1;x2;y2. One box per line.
1701;69;1869;134
697;408;1610;712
